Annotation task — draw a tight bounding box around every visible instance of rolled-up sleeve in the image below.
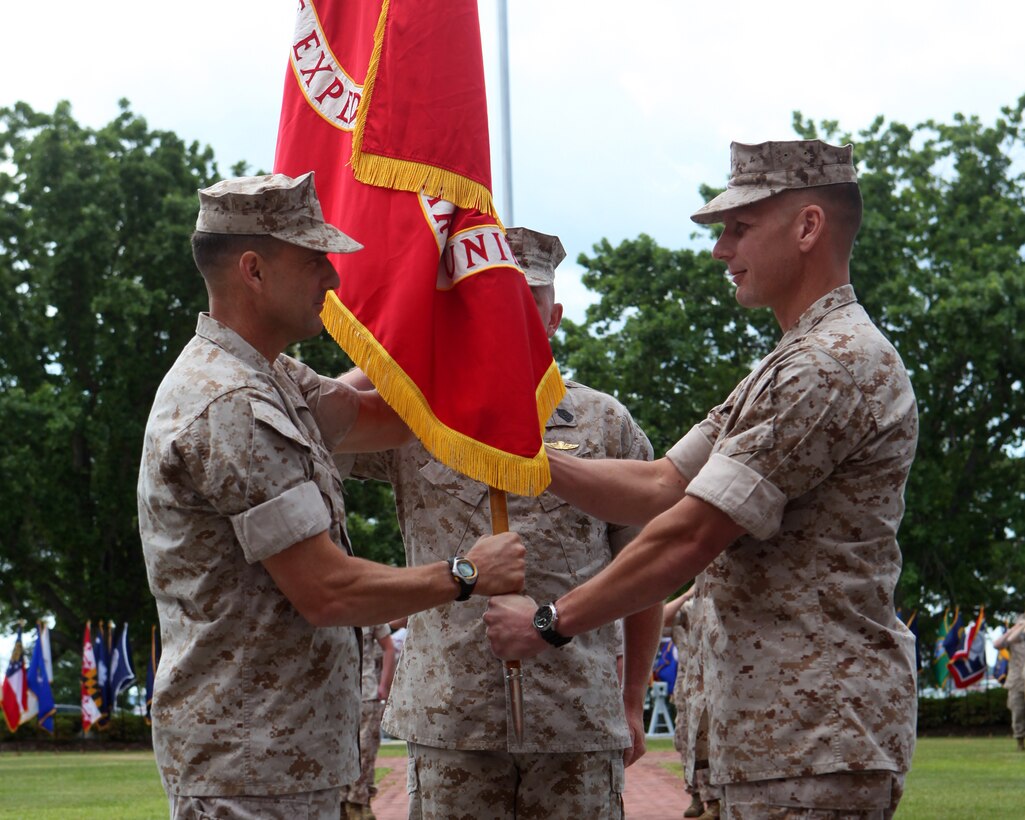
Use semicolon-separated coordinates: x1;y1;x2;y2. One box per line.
666;425;714;482
683;349;872;541
685;453;786;540
231;481;331;563
184;391;333;564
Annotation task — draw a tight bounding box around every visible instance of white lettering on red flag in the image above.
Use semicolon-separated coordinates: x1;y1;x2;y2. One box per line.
437;227;516;290
420;193;456;252
290;0;362;129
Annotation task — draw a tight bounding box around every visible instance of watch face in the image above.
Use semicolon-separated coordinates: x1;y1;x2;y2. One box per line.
454;559;477;580
533;606;554;631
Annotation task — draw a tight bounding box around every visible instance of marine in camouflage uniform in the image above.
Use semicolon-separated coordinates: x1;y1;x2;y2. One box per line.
138;173;525;819
484;141;919;819
140;311;362;816
341;624;396;819
343;227;662;820
667;589;720;819
667;283;917;816
993;615;1025;750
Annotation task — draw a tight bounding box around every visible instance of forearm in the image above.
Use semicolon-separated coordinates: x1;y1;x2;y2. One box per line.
264;530;524;627
994;622;1025;649
661;585;695;628
378;645;396;698
621;604;664;713
547;451;689;527
291;552;467;626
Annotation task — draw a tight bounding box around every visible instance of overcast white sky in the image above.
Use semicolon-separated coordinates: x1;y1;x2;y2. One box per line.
3;0;1025;324
1;0;1022;664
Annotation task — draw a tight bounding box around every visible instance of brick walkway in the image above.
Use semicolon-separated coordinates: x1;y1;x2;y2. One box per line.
369;748;689;820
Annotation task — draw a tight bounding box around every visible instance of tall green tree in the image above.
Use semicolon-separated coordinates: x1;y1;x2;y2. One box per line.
0;102;402;671
0;100;218;658
556;99;1025;651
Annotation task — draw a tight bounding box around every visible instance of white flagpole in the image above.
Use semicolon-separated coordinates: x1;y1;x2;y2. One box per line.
497;0;514;224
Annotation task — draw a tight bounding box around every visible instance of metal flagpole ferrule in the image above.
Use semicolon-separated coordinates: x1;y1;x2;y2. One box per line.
504;659;524;742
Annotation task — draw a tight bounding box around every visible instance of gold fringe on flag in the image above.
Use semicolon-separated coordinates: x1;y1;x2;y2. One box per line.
351;0;499;218
322;291;563;496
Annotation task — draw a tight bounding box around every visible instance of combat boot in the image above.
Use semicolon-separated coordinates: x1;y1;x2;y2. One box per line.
342;802;368;820
697;800;721;820
684;792;705;817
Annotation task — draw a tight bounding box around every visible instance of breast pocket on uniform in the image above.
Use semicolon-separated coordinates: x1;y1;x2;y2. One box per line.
250;401;313;466
414;459;488;560
418;460;487;507
533;442;613;584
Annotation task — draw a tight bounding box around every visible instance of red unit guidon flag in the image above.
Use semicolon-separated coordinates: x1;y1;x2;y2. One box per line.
274;0;563;496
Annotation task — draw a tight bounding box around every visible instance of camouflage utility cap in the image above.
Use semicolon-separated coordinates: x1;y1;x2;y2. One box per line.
196;172;362;254
691;139;857;224
507;227;566;287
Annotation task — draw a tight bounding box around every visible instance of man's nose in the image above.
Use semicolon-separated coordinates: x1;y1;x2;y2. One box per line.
712;235;731;261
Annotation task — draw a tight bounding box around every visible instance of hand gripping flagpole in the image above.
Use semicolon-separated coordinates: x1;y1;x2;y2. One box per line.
489;486;524;743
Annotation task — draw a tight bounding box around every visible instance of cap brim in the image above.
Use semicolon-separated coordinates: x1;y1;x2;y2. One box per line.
691;185;791;224
271;224;363;254
523;271;554;287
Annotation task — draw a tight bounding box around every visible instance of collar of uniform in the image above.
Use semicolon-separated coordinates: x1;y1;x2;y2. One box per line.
195;312;276;375
546;379;579;429
779;284;858;345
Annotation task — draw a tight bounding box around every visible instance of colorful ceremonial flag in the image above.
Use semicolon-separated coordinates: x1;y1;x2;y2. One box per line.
145;624;160;726
274;0;563;496
994;646;1011;686
2;626;31;732
26;623;55;734
92;620;111;728
900;609;921;673
81;622;103;733
947;608;986;689
936;608;961;687
108;622;136;707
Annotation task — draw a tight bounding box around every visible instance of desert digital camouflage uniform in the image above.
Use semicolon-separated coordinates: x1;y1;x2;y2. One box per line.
346;379;651;818
138;313;362;798
341;623;392;808
1003;617;1025;741
666;285;918;810
673;595;715;805
671;595;698;778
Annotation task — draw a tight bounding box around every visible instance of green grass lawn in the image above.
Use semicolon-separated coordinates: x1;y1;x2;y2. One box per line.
894;737;1025;819
0;751;168;819
0;736;1019;818
650;736;1025;819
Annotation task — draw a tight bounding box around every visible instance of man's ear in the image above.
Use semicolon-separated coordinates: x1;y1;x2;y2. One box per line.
547;301;564;338
795;204;825;252
237;250;265;293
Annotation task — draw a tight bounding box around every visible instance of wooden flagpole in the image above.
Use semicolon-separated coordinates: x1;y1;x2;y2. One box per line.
489;486;524;742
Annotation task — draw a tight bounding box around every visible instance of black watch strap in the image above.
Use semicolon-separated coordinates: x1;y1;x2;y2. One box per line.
533;602;572;647
447;556;478;601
